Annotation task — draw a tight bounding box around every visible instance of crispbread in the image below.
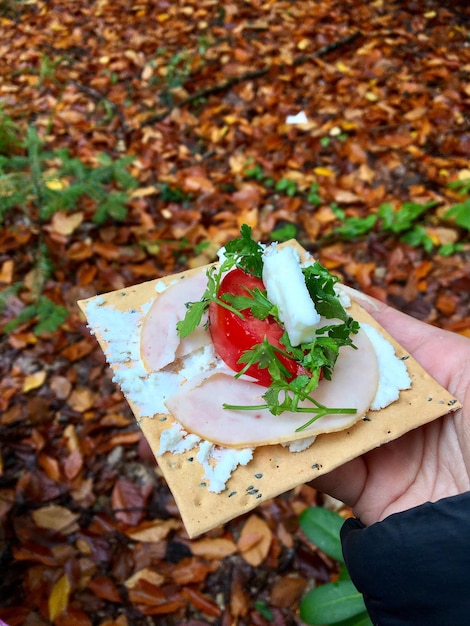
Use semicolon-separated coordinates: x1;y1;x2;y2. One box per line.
78;243;461;537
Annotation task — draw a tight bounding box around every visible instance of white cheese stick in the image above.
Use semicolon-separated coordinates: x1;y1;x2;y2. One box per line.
262;245;320;346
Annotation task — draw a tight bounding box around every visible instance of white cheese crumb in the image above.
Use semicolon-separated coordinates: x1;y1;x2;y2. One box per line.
286;111;308;124
361;323;412;410
262;244;321;346
158;423;201;455
198;446;254;494
154;280;167;293
283;436;317;452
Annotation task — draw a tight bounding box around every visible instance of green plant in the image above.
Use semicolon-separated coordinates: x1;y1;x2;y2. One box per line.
307;182;323;207
0;0;26;19
0;125;138;335
157;182;192;204
0;107;22;156
244;162;325;208
330;200;441;253
275;177;298;197
329;180;470;255
255;599;274;621
270;222;298;241
299;507;372;625
0;127;138;224
445;178;470;231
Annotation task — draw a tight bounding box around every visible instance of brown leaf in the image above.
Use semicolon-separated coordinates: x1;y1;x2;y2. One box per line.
231;183;262;211
32;505;80;534
112;478;146;526
125;568;165;589
50;375;72;400
230;575;249;618
48;211;84;236
68;388;96;413
87;576;122;602
63;449;84;481
270;575;307;608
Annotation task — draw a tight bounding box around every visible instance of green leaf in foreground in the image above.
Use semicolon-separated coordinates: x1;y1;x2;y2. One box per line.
254;599;274;621
445;199;470;231
300;580;368;625
299;506;344;563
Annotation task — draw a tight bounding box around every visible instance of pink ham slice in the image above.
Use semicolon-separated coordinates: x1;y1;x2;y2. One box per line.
141;272;211;372
165;328;379;448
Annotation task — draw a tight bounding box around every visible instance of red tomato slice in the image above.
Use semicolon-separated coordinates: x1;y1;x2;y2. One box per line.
208;268;306;387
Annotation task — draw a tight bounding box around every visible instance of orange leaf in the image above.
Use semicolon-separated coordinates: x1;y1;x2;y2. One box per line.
190;537;237;560
38;453;61;482
126;518;180;543
170;558;210;585
182;175;215;193
127;580;167;605
0;259;14;284
87;576;122;602
60;339;95;362
238;515;272;566
181;587;222;617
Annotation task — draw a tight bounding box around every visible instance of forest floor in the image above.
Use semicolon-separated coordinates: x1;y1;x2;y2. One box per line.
0;0;469;624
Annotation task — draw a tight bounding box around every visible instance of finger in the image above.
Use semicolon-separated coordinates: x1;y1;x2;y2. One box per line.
355;294;469;391
310;457;366;509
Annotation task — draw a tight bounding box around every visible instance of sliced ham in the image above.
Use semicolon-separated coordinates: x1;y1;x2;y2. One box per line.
165;327;379;448
141;272;211;372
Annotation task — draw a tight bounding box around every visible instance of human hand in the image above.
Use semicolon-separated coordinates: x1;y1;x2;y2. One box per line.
311;297;470;526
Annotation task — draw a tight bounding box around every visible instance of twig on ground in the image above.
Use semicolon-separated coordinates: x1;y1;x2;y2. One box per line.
141;30;362;127
69;79;131;149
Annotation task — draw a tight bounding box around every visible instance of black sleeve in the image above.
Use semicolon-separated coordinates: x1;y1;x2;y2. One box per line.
340;492;470;626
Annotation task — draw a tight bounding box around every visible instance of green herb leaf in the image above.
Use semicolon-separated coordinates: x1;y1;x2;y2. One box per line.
223;287;278;320
302;262;350;322
235;338;291;381
176;265;245;339
222;224;264;277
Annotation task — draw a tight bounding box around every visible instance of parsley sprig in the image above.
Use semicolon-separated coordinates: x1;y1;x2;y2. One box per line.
223;287;278;321
223;329;359;430
176;265;244;339
177;225;264;338
224;371;357;432
303;262;349;322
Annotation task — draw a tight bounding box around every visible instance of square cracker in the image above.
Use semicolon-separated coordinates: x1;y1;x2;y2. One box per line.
78;244;461;537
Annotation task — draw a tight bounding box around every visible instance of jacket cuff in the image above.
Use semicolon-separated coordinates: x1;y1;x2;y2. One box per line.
341;492;470;625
